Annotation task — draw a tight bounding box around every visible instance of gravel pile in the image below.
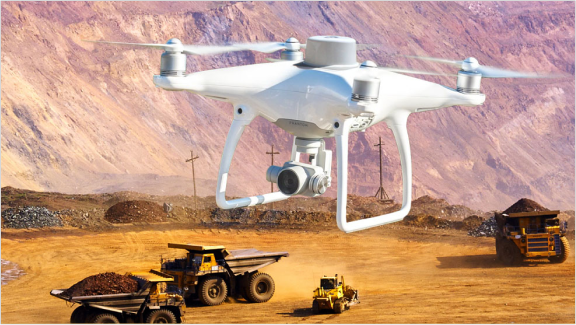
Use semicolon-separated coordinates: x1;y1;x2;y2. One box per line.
1;206;63;229
468;216;498;237
64;272;139;297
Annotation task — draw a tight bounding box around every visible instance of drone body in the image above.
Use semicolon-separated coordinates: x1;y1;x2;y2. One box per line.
88;35;545;233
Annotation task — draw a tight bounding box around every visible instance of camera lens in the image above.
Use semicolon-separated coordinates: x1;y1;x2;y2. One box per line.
278;169;300;195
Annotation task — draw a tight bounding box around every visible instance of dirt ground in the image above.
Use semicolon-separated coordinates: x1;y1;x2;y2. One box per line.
1;225;574;324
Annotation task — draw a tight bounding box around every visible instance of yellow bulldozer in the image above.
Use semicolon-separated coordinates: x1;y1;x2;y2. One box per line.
312;274;359;314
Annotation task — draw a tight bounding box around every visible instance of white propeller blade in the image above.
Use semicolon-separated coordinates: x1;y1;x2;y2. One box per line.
405;55;463;67
378;67;455;76
406;55;558;78
83;40;180;51
84;39;304;55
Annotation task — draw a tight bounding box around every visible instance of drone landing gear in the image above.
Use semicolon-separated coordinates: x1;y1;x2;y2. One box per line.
334;115;412;233
215;109;290;209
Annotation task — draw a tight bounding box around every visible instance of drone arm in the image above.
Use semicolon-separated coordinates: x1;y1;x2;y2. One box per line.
215;108;291;209
335;113;412;233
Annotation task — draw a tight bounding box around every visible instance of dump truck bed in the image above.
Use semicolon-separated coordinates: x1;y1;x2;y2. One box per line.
50;289;149;314
225;249;289;275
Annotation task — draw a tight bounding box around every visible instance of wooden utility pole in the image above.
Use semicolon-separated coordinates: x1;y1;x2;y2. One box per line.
374;137;393;203
186;150;200;213
266;144;280;209
266;145;280;192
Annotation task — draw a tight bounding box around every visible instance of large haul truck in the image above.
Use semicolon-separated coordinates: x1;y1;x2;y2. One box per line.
495;210;570;265
160;243;289;305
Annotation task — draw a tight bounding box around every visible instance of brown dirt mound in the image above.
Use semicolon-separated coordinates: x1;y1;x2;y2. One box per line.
64;272;138;296
503;198;549;214
460;215;484;230
403;215;452;229
104;200;166;223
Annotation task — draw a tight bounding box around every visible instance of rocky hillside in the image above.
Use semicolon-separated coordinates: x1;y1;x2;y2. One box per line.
1;2;574;211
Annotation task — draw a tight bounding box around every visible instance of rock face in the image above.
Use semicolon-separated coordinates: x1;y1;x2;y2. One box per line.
1;2;574;211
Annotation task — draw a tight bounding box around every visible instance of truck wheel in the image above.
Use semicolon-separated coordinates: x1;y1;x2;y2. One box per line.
70;306;88;323
91;313;120;324
146;309;177;324
199;276;228;306
550;237;571;264
501;239;523;266
246;272;275;303
312;300;320;314
333;299;345;314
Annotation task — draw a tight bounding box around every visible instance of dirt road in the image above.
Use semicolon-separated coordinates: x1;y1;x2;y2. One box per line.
1;225;574;323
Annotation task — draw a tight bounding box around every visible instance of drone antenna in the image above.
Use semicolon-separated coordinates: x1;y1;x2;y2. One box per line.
374;137;393;203
186;150;200;215
266;144;280;208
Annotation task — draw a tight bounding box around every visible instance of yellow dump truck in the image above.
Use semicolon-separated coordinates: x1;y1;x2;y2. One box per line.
51;270;185;323
312;274;359;314
160;243;288;306
495;210;570;265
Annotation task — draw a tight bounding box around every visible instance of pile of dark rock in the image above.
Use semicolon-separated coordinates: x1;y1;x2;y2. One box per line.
468;198;550;237
468;216;498;237
64;272;139;296
1;206;63;229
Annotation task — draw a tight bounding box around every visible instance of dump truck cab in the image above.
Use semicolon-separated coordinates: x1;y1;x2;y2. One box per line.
495;210;571;265
160;243;288;306
160;244;230;301
312;274;359;314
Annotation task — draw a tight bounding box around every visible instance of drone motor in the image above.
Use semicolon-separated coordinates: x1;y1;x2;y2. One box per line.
279;37;304;61
160;38;186;77
456;70;482;94
352;61;381;103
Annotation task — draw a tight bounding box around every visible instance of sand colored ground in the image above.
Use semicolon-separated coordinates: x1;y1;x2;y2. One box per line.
1;225;574;323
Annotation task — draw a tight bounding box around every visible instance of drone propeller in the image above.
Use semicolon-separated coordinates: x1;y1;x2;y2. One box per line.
406;55;556;78
360;60;454;76
84;37;305;55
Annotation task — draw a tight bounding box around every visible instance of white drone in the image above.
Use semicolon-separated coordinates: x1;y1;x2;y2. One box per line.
87;36;551;233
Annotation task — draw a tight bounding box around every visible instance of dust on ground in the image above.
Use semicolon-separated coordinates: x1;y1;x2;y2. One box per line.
1;226;574;324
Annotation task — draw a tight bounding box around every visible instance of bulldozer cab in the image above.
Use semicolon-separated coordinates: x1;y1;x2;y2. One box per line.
319;274;344;291
320;278;337;290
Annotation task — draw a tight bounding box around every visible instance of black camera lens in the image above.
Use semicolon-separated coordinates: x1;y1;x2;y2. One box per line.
278;169;300;195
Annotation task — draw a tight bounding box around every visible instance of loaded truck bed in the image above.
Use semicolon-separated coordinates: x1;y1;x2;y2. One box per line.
50;271;185;323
